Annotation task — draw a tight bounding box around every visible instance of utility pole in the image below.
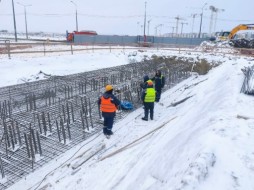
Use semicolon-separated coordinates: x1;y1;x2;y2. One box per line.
171;27;175;37
11;0;18;42
137;22;140;36
175;16;180;35
143;1;147;42
17;2;32;39
191;14;198;35
198;3;207;38
175;16;184;36
70;1;78;31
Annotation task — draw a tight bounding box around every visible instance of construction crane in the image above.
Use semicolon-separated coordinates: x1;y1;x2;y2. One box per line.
209;6;216;35
180;22;188;36
154;24;163;36
174;16;185;35
190;13;198;35
213;7;225;33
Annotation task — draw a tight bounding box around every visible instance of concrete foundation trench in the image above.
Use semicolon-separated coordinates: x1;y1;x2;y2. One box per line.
0;59;192;189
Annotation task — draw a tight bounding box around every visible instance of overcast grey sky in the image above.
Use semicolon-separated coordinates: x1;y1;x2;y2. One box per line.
0;0;253;35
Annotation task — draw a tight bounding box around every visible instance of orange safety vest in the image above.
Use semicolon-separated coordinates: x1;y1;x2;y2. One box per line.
100;96;117;112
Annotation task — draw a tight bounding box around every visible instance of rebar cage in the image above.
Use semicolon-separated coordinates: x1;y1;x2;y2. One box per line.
0;59;191;189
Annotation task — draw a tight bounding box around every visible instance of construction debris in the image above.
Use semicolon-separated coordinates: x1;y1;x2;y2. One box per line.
241;66;254;95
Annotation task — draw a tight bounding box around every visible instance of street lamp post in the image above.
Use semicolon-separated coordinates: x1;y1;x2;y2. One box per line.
198;3;207;38
70;1;78;31
17;2;31;39
147;19;152;36
11;0;18;42
137;22;140;36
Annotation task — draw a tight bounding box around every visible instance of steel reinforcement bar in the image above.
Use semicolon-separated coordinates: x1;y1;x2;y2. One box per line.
0;60;191;189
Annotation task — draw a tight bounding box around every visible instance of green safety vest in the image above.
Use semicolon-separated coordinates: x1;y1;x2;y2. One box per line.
144;88;156;102
154;75;164;84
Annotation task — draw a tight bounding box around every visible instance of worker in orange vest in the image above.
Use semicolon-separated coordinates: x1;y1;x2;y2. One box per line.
98;85;121;136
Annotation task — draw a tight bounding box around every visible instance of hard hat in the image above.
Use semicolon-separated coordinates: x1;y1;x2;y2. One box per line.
147;81;153;86
105;85;113;92
143;75;149;82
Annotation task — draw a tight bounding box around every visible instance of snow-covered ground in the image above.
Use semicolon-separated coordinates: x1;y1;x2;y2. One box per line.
0;47;226;88
0;49;140;86
0;32;66;41
2;48;254;190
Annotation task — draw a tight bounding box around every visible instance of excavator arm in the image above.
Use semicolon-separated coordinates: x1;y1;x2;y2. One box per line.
228;24;254;39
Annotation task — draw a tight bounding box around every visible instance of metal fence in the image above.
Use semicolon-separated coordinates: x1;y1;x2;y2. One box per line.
74;34;208;46
2;40;254;60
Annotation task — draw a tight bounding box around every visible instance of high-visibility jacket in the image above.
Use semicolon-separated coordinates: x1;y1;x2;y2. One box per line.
152;75;165;90
144;88;156;102
100;96;117;112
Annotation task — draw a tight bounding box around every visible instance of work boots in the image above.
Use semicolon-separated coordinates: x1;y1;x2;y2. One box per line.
142;117;148;121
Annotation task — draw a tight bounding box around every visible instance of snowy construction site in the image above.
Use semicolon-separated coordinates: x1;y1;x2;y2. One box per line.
0;47;192;188
1;0;254;188
0;32;254;190
0;8;254;186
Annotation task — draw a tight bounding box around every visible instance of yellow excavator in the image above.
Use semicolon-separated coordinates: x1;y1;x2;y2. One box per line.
228;24;254;39
217;24;254;41
211;24;254;48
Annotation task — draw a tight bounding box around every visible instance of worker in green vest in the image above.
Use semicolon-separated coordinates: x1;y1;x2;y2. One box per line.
151;70;165;102
141;80;156;121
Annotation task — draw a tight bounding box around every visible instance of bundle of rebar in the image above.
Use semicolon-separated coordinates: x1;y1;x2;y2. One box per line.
241;66;254;95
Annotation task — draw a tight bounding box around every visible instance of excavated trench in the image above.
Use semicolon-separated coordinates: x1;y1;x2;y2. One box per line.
0;57;213;189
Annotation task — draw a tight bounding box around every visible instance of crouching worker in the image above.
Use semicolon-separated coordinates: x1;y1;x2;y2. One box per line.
140;75;150;90
141;80;156;121
98;85;121;136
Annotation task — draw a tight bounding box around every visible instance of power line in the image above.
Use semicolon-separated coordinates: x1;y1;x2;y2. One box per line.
202;16;253;22
0;12;176;19
215;18;254;22
0;12;252;22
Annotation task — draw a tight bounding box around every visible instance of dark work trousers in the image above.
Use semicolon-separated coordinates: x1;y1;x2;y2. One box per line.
143;102;154;120
155;89;161;102
103;116;114;132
